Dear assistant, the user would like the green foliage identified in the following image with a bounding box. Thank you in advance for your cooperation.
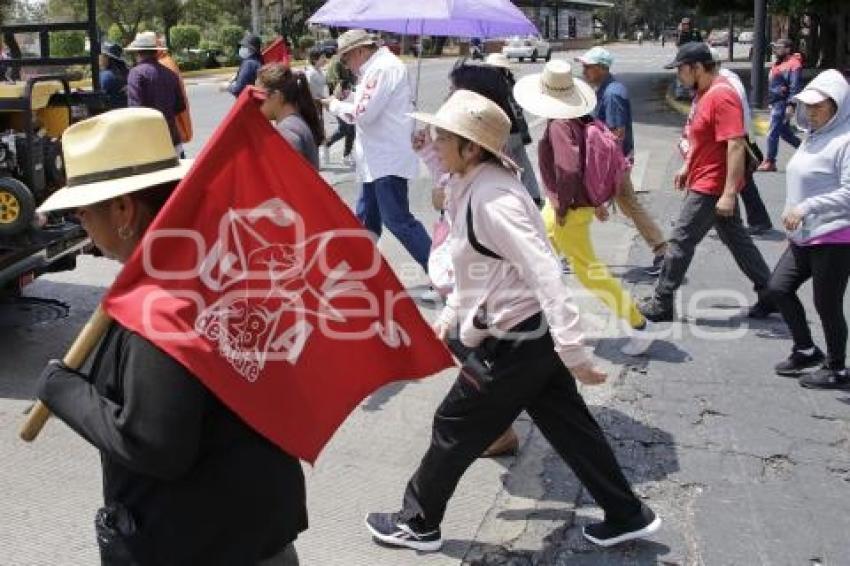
[51,31,87,57]
[170,25,202,52]
[107,24,124,44]
[421,36,434,55]
[218,24,245,56]
[297,35,316,50]
[199,40,222,52]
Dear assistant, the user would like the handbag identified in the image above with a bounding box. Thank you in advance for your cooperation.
[743,136,763,175]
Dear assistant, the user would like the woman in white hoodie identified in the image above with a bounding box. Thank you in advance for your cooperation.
[767,69,850,389]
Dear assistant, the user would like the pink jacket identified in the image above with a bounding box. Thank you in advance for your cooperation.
[437,162,590,368]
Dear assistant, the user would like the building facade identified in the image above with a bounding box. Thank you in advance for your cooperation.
[515,0,612,49]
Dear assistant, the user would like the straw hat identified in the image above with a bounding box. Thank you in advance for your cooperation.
[513,60,596,120]
[38,108,192,213]
[124,31,167,52]
[484,53,513,70]
[337,29,377,57]
[410,89,516,169]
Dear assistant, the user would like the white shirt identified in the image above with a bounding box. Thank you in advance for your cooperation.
[719,67,753,135]
[328,47,419,183]
[304,64,327,100]
[437,162,590,369]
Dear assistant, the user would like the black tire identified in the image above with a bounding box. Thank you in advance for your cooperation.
[518,56,524,62]
[531,50,538,63]
[545,50,552,62]
[0,177,36,236]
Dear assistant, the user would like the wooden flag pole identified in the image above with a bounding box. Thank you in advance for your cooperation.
[19,305,112,442]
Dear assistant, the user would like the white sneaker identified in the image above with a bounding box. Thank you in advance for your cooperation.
[321,145,330,163]
[620,321,655,356]
[418,287,442,303]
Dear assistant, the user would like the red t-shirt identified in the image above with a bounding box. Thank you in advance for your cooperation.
[686,77,746,195]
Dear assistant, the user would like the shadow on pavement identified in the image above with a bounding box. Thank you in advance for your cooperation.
[439,406,678,563]
[593,336,691,365]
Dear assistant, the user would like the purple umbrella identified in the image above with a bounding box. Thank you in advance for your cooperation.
[308,0,539,104]
[308,0,539,38]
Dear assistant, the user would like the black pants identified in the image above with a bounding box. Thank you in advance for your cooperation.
[326,117,355,156]
[767,242,850,369]
[739,172,772,228]
[655,190,772,300]
[400,315,642,530]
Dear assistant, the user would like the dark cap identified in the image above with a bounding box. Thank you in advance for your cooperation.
[101,42,123,61]
[664,42,713,69]
[240,33,262,51]
[771,38,793,49]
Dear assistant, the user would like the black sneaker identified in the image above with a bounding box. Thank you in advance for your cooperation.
[775,347,825,376]
[365,512,443,552]
[746,299,778,319]
[644,254,665,277]
[638,296,674,322]
[583,505,662,547]
[799,366,850,390]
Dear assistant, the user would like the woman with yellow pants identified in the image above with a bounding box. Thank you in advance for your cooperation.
[542,204,649,347]
[514,61,654,358]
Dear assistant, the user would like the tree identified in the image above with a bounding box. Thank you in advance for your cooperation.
[170,25,202,53]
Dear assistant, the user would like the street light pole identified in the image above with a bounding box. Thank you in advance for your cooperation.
[252,0,261,35]
[751,0,767,108]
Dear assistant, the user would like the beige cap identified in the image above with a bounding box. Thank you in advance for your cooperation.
[39,108,192,212]
[513,60,596,120]
[484,53,513,70]
[336,29,377,56]
[410,89,517,170]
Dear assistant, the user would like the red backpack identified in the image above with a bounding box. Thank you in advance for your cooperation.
[581,118,631,206]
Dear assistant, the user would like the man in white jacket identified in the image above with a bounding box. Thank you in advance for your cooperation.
[324,30,431,272]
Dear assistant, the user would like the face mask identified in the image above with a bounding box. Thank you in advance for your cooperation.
[239,47,253,60]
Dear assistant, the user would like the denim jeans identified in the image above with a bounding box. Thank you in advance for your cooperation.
[766,102,801,161]
[356,175,431,271]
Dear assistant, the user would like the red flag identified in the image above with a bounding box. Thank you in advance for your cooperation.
[262,37,291,65]
[103,88,453,463]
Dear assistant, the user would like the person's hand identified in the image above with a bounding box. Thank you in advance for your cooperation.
[715,193,736,217]
[412,128,431,151]
[571,362,607,385]
[673,164,688,191]
[782,206,805,231]
[431,186,447,211]
[594,205,610,222]
[432,322,449,342]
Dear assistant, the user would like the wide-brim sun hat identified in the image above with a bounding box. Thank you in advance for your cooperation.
[38,108,192,213]
[409,89,518,171]
[124,31,167,52]
[337,29,377,57]
[513,60,596,120]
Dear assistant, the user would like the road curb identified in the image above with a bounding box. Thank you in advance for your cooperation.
[664,80,770,136]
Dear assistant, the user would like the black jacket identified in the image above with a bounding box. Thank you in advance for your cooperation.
[39,322,307,565]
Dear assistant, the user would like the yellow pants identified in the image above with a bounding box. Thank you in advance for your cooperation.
[543,204,645,329]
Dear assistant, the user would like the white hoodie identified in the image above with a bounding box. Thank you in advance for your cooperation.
[786,69,850,243]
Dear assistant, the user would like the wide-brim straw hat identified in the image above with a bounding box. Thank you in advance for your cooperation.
[513,60,596,120]
[410,89,518,171]
[124,31,167,52]
[38,108,192,213]
[337,29,377,57]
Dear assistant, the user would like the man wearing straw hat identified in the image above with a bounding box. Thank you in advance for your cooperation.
[125,31,187,155]
[34,108,307,565]
[364,89,660,553]
[322,29,431,274]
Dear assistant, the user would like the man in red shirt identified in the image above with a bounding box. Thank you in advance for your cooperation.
[640,42,774,322]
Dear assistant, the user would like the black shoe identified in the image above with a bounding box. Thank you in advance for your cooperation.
[583,505,662,547]
[364,512,443,552]
[644,254,664,277]
[747,224,773,236]
[746,299,778,319]
[639,296,674,322]
[799,366,850,390]
[775,347,826,376]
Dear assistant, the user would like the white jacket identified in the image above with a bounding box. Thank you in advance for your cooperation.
[328,47,419,183]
